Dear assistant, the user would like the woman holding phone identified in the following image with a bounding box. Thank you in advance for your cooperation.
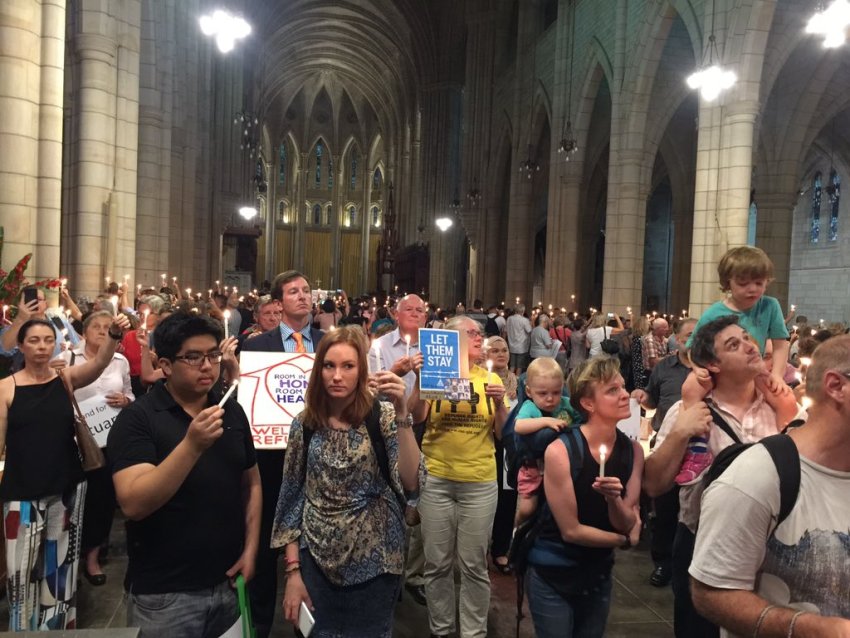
[272,326,421,637]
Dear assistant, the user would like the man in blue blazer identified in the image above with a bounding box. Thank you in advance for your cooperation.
[241,270,322,638]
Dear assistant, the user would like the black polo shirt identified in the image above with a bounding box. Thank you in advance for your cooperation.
[645,353,691,431]
[108,380,257,594]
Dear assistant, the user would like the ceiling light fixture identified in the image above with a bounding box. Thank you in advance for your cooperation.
[806,0,850,48]
[435,217,453,232]
[686,0,737,101]
[199,9,251,54]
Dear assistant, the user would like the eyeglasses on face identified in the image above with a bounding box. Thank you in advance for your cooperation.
[465,328,483,339]
[174,351,224,366]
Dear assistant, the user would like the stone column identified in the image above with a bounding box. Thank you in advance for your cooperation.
[754,191,795,308]
[543,168,582,304]
[689,101,756,314]
[359,169,373,293]
[293,152,308,270]
[0,0,66,280]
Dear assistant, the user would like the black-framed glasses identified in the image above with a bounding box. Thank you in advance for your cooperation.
[174,351,224,366]
[465,329,483,339]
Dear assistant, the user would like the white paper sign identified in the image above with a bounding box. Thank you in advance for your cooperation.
[616,398,641,441]
[238,351,315,449]
[76,396,121,447]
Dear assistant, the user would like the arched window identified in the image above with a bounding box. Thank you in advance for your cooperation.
[371,205,381,228]
[347,205,357,227]
[325,204,332,225]
[277,200,285,223]
[350,154,358,190]
[829,169,840,241]
[315,142,323,188]
[373,168,383,191]
[328,156,334,190]
[312,203,321,226]
[278,144,286,186]
[811,172,822,243]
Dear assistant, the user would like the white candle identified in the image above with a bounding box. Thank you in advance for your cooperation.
[110,295,119,316]
[1,305,6,324]
[223,309,231,340]
[801,396,813,410]
[186,288,192,296]
[599,444,608,478]
[405,334,411,359]
[486,359,494,385]
[143,308,150,328]
[123,274,129,282]
[790,304,796,312]
[161,273,166,283]
[372,343,383,372]
[218,379,239,408]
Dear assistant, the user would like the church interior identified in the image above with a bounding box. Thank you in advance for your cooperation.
[2,0,849,319]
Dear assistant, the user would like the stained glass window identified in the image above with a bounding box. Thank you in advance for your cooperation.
[348,206,357,227]
[312,203,321,225]
[372,206,381,227]
[315,142,323,188]
[811,172,822,243]
[373,168,383,190]
[829,170,840,242]
[279,144,286,186]
[328,156,334,189]
[350,155,358,190]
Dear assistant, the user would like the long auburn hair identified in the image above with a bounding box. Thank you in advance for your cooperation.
[302,325,374,429]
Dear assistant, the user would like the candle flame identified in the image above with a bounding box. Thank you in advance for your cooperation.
[599,444,608,458]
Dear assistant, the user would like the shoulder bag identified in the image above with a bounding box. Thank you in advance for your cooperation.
[58,368,106,472]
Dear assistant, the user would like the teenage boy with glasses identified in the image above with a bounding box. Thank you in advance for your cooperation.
[108,312,261,638]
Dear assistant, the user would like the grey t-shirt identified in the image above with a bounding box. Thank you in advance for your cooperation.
[690,444,850,637]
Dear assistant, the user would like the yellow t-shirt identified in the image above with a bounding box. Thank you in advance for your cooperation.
[421,365,508,482]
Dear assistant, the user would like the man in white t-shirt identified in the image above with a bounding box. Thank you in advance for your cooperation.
[690,335,850,638]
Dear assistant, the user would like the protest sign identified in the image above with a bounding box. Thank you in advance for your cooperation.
[418,328,462,399]
[616,398,641,440]
[76,396,121,447]
[238,351,315,449]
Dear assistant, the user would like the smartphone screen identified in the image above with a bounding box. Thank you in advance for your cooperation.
[23,287,38,305]
[298,601,315,637]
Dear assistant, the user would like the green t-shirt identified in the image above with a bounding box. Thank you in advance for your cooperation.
[689,296,789,353]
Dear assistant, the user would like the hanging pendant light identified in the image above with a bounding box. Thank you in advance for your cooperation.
[687,0,737,102]
[806,0,850,48]
[558,1,579,159]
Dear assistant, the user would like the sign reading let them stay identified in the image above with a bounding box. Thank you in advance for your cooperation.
[238,351,315,449]
[418,328,462,399]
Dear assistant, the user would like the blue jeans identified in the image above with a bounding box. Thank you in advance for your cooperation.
[526,565,612,638]
[127,580,238,638]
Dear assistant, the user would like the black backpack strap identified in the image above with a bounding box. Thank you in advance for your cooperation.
[708,406,742,445]
[759,434,801,528]
[70,351,76,366]
[364,401,406,508]
[558,426,585,482]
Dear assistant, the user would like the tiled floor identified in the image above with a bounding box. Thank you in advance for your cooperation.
[0,520,673,636]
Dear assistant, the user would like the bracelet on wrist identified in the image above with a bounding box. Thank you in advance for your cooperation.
[395,414,413,429]
[108,330,123,341]
[284,565,301,575]
[284,556,300,566]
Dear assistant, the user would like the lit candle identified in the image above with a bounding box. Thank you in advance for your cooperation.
[405,333,411,359]
[61,278,68,289]
[196,293,202,300]
[599,444,608,477]
[161,273,167,283]
[372,343,383,372]
[515,296,520,304]
[110,295,119,316]
[486,359,494,385]
[215,280,220,287]
[208,289,213,299]
[136,284,141,293]
[626,306,632,314]
[1,304,7,324]
[143,308,150,327]
[218,379,240,408]
[800,357,812,367]
[185,288,192,296]
[172,276,177,283]
[790,304,796,312]
[223,309,231,340]
[123,274,129,282]
[801,396,813,410]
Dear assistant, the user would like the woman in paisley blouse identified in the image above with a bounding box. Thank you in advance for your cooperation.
[272,326,421,638]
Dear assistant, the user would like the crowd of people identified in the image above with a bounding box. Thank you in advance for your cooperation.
[0,245,848,637]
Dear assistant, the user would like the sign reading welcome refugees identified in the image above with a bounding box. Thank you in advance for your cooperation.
[237,351,315,449]
[418,328,462,399]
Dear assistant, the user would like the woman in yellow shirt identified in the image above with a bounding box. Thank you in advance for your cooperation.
[411,315,509,638]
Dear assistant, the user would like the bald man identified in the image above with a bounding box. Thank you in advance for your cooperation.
[644,318,670,372]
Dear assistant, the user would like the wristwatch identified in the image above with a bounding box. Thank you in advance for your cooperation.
[108,330,123,341]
